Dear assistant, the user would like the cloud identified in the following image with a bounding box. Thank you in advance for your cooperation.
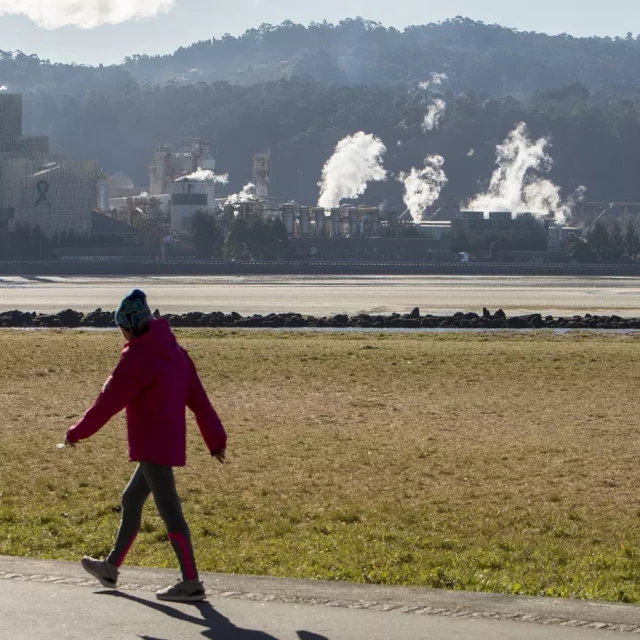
[0,0,175,29]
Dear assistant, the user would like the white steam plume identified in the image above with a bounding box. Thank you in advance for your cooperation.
[0,0,174,29]
[185,168,229,184]
[398,155,448,223]
[317,132,387,208]
[419,72,448,90]
[419,73,448,132]
[423,99,446,132]
[467,148,475,157]
[226,183,256,205]
[466,122,585,224]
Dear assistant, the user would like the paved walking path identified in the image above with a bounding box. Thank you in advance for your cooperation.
[2,556,640,639]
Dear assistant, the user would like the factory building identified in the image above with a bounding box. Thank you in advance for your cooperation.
[0,157,97,236]
[171,176,217,233]
[0,207,14,257]
[147,138,220,233]
[276,204,420,239]
[149,140,215,196]
[452,211,548,245]
[0,94,98,237]
[276,204,452,260]
[415,221,452,240]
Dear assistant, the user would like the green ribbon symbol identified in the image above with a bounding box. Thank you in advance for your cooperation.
[35,180,51,207]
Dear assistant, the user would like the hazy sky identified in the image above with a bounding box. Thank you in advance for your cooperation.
[1,0,638,66]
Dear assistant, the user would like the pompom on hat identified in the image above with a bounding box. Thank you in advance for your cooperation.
[115,289,153,329]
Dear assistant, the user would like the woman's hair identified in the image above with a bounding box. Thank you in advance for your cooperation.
[119,321,151,338]
[131,322,151,338]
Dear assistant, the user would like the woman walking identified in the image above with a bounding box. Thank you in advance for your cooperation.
[64,289,227,602]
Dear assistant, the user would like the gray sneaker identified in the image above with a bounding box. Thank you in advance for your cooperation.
[156,579,206,602]
[81,556,118,588]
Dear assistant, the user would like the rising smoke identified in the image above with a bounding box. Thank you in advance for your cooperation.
[185,168,229,184]
[419,72,449,90]
[422,99,446,132]
[0,0,174,29]
[419,73,448,132]
[398,155,448,223]
[226,183,257,205]
[466,122,585,223]
[317,132,387,208]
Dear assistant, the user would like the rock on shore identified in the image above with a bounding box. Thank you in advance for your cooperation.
[1,308,640,330]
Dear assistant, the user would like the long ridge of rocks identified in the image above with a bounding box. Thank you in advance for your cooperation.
[0,307,639,330]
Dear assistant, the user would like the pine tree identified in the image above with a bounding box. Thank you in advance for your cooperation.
[624,219,640,262]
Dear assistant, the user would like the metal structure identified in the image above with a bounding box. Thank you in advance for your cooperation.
[170,175,217,233]
[253,150,271,199]
[279,204,408,240]
[149,140,215,196]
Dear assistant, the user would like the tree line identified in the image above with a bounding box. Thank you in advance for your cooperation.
[568,220,640,264]
[18,77,640,210]
[192,211,289,260]
[6,18,640,97]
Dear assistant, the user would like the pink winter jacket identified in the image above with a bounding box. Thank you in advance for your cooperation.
[66,319,227,467]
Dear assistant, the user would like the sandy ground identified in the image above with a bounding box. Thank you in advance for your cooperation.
[2,275,640,316]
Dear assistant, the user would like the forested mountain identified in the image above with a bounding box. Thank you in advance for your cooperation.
[122,18,640,96]
[6,18,640,97]
[4,17,640,208]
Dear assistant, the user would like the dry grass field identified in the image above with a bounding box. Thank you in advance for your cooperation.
[2,329,640,603]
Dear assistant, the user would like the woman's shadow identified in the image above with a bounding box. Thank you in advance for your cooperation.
[100,590,329,640]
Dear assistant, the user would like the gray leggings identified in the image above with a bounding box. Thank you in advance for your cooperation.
[107,462,198,581]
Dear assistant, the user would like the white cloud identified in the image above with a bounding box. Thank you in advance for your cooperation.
[0,0,175,29]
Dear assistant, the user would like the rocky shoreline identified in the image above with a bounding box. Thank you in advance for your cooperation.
[1,307,640,330]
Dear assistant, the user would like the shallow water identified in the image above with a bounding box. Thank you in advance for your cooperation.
[2,274,640,316]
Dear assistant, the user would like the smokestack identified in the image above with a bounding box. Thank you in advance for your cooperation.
[280,204,295,237]
[330,208,342,237]
[313,207,326,236]
[348,207,359,237]
[0,94,22,140]
[97,177,110,212]
[299,206,311,236]
[370,207,380,237]
[330,207,342,238]
[387,208,399,236]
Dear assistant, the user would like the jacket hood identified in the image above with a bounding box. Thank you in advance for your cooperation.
[128,318,180,359]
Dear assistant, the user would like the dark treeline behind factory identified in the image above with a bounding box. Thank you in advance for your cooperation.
[6,17,640,207]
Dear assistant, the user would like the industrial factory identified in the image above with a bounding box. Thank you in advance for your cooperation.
[0,92,581,263]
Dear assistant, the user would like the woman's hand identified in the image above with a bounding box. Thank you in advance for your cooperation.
[57,434,76,449]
